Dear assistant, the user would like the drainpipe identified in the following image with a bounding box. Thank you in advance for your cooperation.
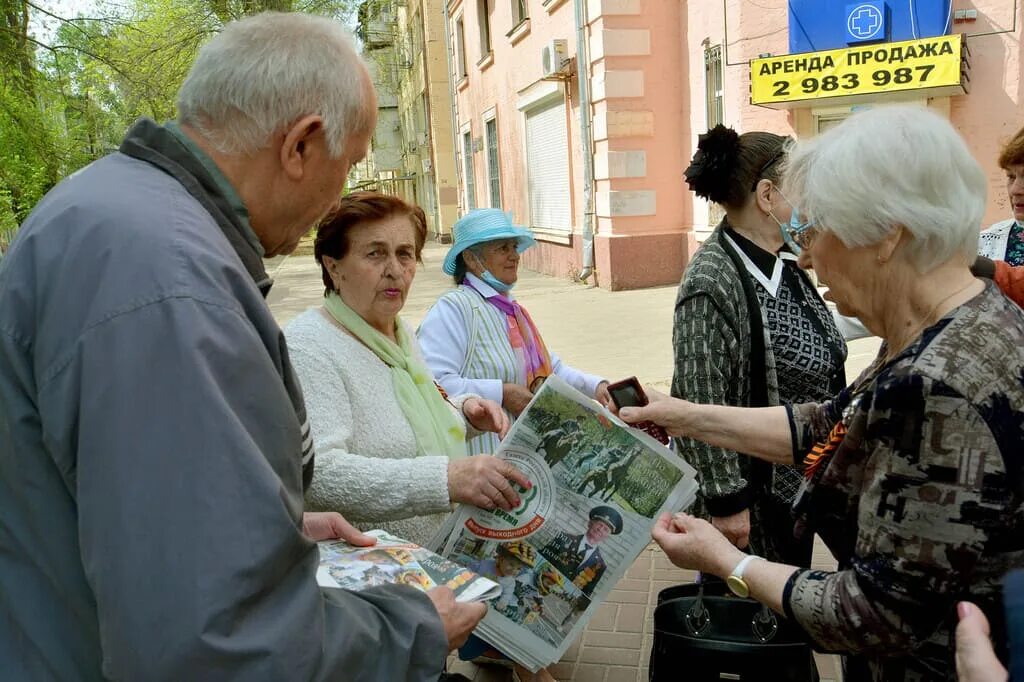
[441,0,464,227]
[573,0,596,282]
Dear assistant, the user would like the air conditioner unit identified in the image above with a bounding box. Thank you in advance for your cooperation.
[541,39,570,77]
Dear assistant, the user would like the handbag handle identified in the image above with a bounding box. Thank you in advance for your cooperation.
[684,572,712,636]
[751,605,779,643]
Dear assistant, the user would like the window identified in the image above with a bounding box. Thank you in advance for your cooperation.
[704,44,723,129]
[524,98,570,231]
[477,0,492,57]
[462,129,477,210]
[511,0,527,27]
[485,117,501,208]
[816,114,848,133]
[418,94,429,134]
[455,16,468,79]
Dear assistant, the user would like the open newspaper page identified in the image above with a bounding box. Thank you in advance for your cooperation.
[437,375,698,671]
[317,530,500,603]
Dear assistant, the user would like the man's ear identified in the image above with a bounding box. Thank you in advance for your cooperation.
[280,114,325,182]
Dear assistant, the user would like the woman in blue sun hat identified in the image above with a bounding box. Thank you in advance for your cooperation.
[417,209,611,456]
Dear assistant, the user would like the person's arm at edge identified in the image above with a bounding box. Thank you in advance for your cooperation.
[993,260,1024,307]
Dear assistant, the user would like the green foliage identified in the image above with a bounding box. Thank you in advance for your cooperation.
[0,0,359,247]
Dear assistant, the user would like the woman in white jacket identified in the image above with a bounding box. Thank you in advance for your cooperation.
[979,124,1024,265]
[284,192,528,546]
[417,209,610,456]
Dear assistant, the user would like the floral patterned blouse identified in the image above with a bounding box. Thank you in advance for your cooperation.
[781,281,1024,681]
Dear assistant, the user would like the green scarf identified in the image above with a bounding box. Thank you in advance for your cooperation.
[323,293,466,460]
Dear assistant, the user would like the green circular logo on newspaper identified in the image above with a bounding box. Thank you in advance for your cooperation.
[463,447,555,541]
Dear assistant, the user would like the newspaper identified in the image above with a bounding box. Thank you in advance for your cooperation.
[317,530,500,603]
[434,375,698,671]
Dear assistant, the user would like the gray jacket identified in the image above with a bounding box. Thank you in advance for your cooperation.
[0,120,447,681]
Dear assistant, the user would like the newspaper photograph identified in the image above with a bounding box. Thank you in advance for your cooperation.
[317,530,500,603]
[438,375,698,671]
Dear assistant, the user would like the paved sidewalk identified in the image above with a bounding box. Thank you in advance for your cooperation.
[267,243,879,682]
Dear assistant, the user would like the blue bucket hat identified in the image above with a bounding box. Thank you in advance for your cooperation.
[442,209,537,276]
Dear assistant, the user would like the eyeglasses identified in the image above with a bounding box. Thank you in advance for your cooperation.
[786,217,818,253]
[749,139,793,192]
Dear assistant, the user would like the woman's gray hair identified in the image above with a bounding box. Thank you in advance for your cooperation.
[177,12,372,158]
[785,105,986,272]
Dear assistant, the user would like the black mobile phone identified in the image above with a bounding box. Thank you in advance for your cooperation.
[606,377,669,445]
[607,376,649,409]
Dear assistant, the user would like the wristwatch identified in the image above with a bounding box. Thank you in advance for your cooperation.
[725,554,762,598]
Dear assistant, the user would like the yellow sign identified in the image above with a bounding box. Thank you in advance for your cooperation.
[751,34,966,106]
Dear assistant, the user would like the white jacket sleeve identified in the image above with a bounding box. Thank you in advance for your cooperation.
[551,352,606,397]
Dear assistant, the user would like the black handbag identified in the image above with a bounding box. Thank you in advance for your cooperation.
[649,579,819,681]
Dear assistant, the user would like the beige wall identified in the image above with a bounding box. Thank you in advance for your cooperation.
[449,0,694,290]
[949,0,1024,226]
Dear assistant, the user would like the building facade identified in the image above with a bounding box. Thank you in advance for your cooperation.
[445,0,690,290]
[444,0,1023,290]
[358,0,461,241]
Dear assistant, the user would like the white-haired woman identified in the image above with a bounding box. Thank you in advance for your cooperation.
[621,106,1024,681]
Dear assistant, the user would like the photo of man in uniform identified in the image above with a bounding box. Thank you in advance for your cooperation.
[540,505,623,597]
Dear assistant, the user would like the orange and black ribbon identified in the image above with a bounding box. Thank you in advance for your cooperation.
[802,421,847,480]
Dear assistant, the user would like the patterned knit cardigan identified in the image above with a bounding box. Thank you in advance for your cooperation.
[671,223,783,518]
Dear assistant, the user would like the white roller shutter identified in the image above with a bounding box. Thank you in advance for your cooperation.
[525,99,571,231]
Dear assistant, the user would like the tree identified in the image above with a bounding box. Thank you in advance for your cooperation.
[0,0,360,250]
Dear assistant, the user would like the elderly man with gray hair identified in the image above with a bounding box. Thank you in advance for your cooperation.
[0,12,483,681]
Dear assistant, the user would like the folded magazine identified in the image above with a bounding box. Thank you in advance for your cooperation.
[316,530,500,603]
[433,375,699,671]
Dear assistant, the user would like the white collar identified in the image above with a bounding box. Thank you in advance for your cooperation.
[722,232,796,298]
[464,272,516,301]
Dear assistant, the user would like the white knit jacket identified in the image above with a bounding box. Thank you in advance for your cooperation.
[285,308,479,546]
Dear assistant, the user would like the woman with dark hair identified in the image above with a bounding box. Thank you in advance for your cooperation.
[283,192,528,547]
[979,125,1024,265]
[673,125,846,569]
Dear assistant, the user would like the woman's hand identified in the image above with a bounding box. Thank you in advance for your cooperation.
[502,383,534,417]
[448,455,532,511]
[302,511,377,545]
[712,510,751,550]
[594,381,612,407]
[618,388,696,437]
[651,512,745,578]
[462,397,511,438]
[956,602,1008,682]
